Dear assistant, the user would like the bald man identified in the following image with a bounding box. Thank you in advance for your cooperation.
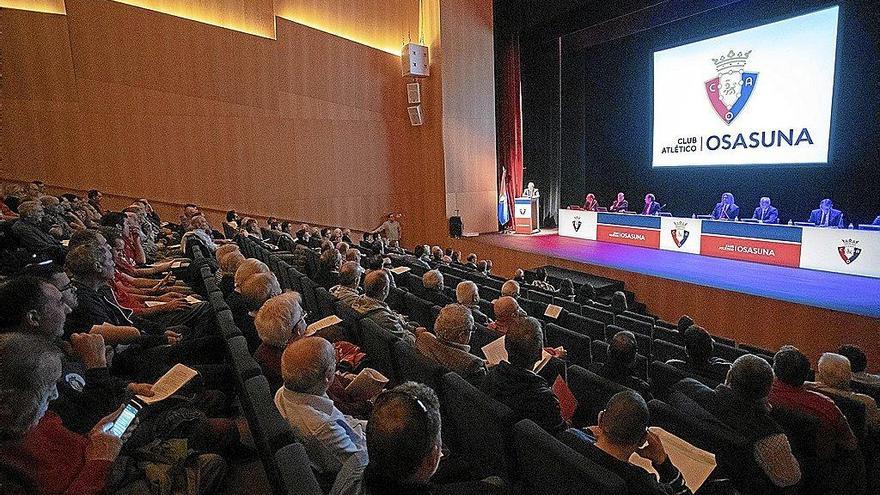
[275,337,367,474]
[352,270,418,344]
[488,296,526,336]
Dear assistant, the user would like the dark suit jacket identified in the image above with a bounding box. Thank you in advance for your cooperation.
[641,202,661,215]
[752,206,779,223]
[12,219,62,254]
[712,203,740,220]
[609,200,629,212]
[808,208,844,227]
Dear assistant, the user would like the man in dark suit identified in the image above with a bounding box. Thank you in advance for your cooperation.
[711,192,740,220]
[609,192,629,212]
[752,197,779,224]
[641,194,661,215]
[808,198,844,228]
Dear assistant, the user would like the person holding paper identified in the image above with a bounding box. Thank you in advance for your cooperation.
[415,304,487,383]
[275,337,367,475]
[480,316,566,435]
[566,391,693,495]
[352,271,420,345]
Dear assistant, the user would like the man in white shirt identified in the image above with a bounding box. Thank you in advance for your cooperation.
[275,337,367,474]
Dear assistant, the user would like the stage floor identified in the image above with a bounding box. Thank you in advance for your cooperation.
[474,230,880,318]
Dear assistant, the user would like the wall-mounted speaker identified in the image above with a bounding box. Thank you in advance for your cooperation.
[406,82,421,104]
[402,43,430,77]
[407,105,423,126]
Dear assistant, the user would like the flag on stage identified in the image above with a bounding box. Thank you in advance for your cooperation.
[498,167,511,227]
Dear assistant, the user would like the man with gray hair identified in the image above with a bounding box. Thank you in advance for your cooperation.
[352,270,419,345]
[275,337,366,474]
[415,304,486,381]
[501,279,520,299]
[12,200,63,255]
[421,270,452,306]
[480,316,565,435]
[456,280,490,325]
[331,261,363,307]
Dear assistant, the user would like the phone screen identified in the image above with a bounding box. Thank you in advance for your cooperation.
[109,403,139,437]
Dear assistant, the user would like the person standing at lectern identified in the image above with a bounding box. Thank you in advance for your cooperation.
[641,194,661,215]
[808,199,844,228]
[609,192,628,212]
[752,197,779,224]
[711,192,740,221]
[523,182,540,199]
[583,193,598,211]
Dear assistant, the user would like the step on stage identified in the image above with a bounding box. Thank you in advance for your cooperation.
[476,230,880,318]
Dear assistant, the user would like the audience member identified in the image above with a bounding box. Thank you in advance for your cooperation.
[673,355,802,491]
[590,331,652,401]
[480,316,565,435]
[254,292,307,389]
[575,283,596,305]
[422,270,453,306]
[530,267,556,293]
[332,381,503,495]
[11,200,63,256]
[569,391,692,495]
[808,353,880,435]
[331,261,364,307]
[352,270,418,345]
[769,346,859,458]
[488,296,524,336]
[610,290,628,313]
[275,337,366,474]
[501,279,520,299]
[463,253,478,270]
[415,304,486,382]
[316,248,342,289]
[456,281,490,325]
[676,315,695,333]
[558,278,576,301]
[217,250,246,295]
[838,344,880,386]
[666,325,731,381]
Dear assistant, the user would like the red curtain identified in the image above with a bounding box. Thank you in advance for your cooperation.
[498,34,524,229]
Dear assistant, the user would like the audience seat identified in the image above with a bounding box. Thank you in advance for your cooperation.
[469,323,497,354]
[553,297,581,315]
[653,339,687,363]
[567,365,628,426]
[613,314,653,338]
[298,276,320,316]
[582,305,614,325]
[558,312,605,341]
[273,442,328,495]
[515,420,626,495]
[359,319,400,383]
[313,286,337,320]
[226,335,262,385]
[243,376,298,494]
[215,309,243,340]
[652,325,682,345]
[605,324,651,359]
[649,360,720,399]
[392,339,448,392]
[713,341,747,362]
[441,372,517,480]
[404,292,435,329]
[387,286,408,313]
[544,323,591,369]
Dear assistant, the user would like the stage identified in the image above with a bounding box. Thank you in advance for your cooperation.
[473,230,880,319]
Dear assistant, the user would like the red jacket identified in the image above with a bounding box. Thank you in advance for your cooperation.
[0,412,111,495]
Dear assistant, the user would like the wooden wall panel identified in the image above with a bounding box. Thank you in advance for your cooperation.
[273,0,419,54]
[0,8,75,101]
[66,0,278,110]
[110,0,276,38]
[439,0,497,233]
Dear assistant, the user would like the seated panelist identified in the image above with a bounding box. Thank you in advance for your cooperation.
[808,199,844,228]
[752,197,779,224]
[609,192,628,212]
[583,193,598,211]
[711,192,740,221]
[641,194,661,216]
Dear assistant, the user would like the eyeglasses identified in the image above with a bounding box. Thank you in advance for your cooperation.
[295,310,309,329]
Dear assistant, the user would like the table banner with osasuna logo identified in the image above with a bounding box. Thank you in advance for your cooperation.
[699,221,802,268]
[596,213,662,249]
[659,217,703,254]
[800,228,880,278]
[558,209,597,240]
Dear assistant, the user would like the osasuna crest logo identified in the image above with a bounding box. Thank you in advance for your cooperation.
[705,50,758,125]
[518,208,526,215]
[572,216,582,232]
[671,221,690,248]
[838,239,862,265]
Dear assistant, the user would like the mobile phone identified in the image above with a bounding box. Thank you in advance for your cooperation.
[108,400,142,438]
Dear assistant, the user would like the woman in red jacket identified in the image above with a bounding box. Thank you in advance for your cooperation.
[0,334,122,495]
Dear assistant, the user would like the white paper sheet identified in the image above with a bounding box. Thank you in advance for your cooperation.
[136,364,198,405]
[628,427,716,492]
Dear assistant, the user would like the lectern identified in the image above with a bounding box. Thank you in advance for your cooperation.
[514,197,540,234]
